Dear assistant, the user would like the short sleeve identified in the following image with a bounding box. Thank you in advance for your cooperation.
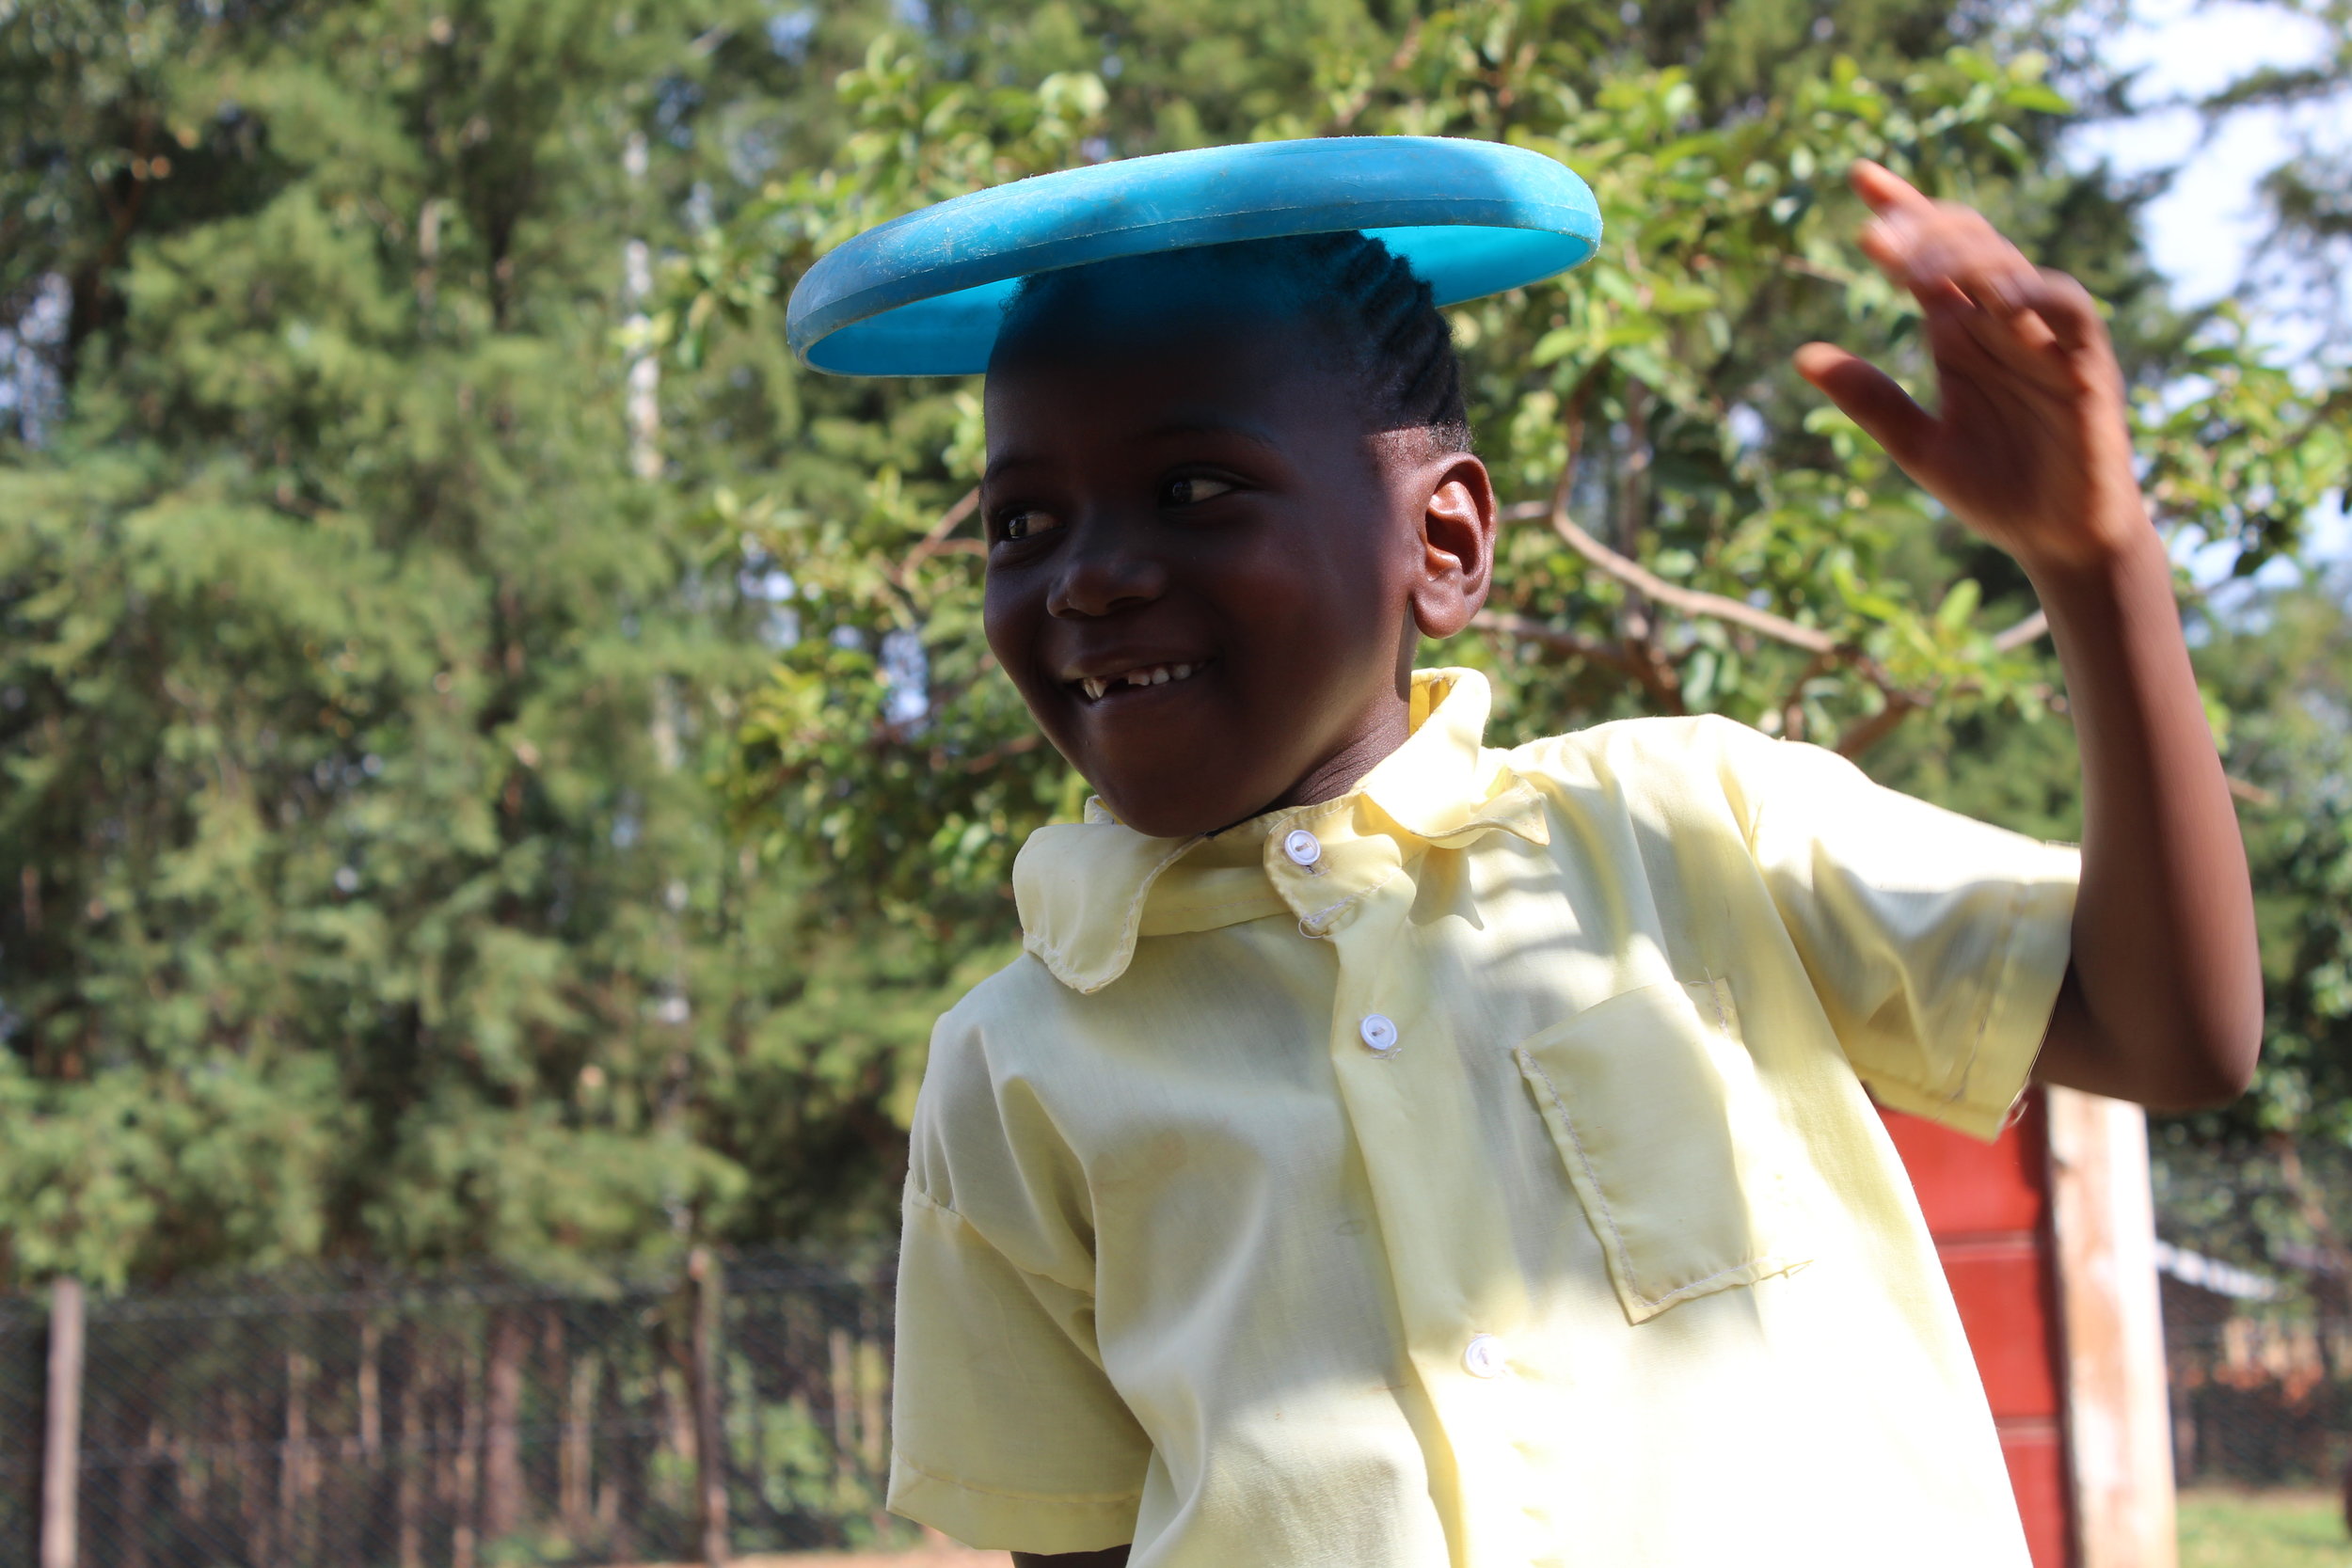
[1727,727,2079,1140]
[887,1011,1151,1551]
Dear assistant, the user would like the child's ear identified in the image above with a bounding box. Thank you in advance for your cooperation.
[1409,453,1496,641]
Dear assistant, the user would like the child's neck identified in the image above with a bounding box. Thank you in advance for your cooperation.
[1217,689,1412,834]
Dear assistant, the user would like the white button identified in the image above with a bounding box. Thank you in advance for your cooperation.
[1359,1014,1399,1053]
[1463,1334,1507,1379]
[1282,829,1322,867]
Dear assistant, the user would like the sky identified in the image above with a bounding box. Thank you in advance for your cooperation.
[2066,0,2341,312]
[2064,0,2350,571]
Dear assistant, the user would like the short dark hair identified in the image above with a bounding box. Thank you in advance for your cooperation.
[1001,230,1474,455]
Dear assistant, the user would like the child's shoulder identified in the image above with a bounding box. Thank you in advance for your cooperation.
[926,945,1091,1081]
[1502,709,1792,792]
[935,945,1073,1036]
[914,948,1133,1179]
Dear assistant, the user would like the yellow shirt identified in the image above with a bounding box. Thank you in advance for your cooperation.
[890,668,2077,1567]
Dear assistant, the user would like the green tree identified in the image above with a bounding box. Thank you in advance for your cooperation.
[2123,578,2352,1309]
[2084,0,2352,1282]
[0,0,967,1289]
[2194,0,2352,341]
[675,0,2344,923]
[668,3,2348,1287]
[5,0,2345,1290]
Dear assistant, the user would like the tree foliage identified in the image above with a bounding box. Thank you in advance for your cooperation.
[2192,0,2352,340]
[3,0,2347,1289]
[669,2,2345,927]
[668,0,2352,1280]
[0,0,970,1288]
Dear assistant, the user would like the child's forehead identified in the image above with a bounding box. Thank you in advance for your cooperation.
[981,308,1347,433]
[994,253,1326,364]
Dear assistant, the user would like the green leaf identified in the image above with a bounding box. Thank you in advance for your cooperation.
[1934,578,1981,632]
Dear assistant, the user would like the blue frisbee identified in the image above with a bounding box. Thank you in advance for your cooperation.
[787,135,1602,376]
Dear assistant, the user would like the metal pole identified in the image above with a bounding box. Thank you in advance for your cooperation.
[40,1276,85,1568]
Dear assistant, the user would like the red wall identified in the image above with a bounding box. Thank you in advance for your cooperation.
[1882,1091,2075,1568]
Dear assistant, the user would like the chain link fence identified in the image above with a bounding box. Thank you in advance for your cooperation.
[0,1254,911,1567]
[2165,1291,2352,1496]
[14,1247,2341,1562]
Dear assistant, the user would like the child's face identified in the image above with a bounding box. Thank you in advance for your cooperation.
[980,282,1493,838]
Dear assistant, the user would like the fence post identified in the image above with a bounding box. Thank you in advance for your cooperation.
[688,1246,730,1567]
[40,1276,85,1568]
[2048,1086,2178,1568]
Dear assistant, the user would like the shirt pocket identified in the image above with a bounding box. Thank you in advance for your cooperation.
[1513,976,1809,1324]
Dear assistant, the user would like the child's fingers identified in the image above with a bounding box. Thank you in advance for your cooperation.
[1879,221,2105,354]
[1926,264,2112,391]
[1793,342,1936,469]
[1863,213,2112,379]
[2009,268,2109,354]
[1927,279,2059,383]
[1848,160,1936,218]
[1863,209,2040,315]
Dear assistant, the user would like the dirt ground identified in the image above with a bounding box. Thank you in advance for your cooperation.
[653,1545,1011,1567]
[739,1553,1009,1567]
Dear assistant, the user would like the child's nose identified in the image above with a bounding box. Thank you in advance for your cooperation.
[1046,520,1168,619]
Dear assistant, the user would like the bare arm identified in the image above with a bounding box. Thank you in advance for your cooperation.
[2025,537,2263,1105]
[1797,162,2263,1110]
[1013,1550,1131,1568]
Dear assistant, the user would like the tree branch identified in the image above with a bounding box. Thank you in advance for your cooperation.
[1992,609,2049,653]
[1833,692,1922,758]
[1777,650,1836,742]
[894,488,981,586]
[1502,499,2054,660]
[938,731,1041,775]
[1491,484,2060,756]
[1470,610,1640,675]
[2227,775,2279,809]
[1501,499,1840,655]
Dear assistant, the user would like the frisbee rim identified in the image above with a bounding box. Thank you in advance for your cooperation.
[786,136,1602,377]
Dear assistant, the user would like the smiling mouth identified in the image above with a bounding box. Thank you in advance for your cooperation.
[1072,659,1210,704]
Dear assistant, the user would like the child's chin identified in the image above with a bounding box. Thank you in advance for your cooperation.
[1089,778,1251,840]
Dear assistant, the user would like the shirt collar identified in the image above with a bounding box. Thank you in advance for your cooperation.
[1012,667,1549,994]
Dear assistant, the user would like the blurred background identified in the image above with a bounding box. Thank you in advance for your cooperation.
[0,0,2345,1563]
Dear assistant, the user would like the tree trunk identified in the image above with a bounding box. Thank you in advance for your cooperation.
[280,1347,311,1556]
[359,1318,383,1458]
[230,1383,272,1567]
[858,1293,887,1473]
[483,1309,526,1543]
[119,1417,163,1568]
[396,1354,423,1568]
[857,1295,890,1539]
[689,1247,730,1567]
[2274,1134,2352,1378]
[453,1338,483,1568]
[40,1277,84,1568]
[561,1351,597,1542]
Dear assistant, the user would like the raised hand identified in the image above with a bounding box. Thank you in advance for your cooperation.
[1789,164,2262,1111]
[1793,161,2149,578]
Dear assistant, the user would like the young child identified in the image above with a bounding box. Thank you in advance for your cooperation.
[882,162,2260,1566]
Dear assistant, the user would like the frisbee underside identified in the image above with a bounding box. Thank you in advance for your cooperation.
[788,137,1602,377]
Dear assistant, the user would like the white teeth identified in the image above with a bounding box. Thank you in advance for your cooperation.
[1079,661,1204,701]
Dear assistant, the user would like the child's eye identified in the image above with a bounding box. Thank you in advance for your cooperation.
[1163,475,1234,507]
[997,508,1062,542]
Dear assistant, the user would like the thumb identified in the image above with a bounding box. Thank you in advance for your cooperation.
[1793,342,1935,468]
